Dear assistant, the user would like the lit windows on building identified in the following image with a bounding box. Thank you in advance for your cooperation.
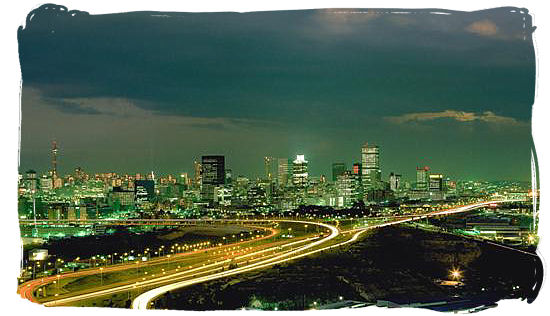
[292,155,308,188]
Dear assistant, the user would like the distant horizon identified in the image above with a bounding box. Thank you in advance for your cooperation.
[18,144,533,183]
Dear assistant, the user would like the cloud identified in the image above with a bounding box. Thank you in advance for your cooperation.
[465,19,498,36]
[305,9,380,36]
[25,87,278,132]
[42,98,103,115]
[385,110,525,126]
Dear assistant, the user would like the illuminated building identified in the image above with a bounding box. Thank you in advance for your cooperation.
[39,175,53,191]
[78,206,87,220]
[389,172,401,192]
[214,186,232,206]
[67,206,76,220]
[292,155,308,188]
[201,155,225,202]
[336,171,355,208]
[331,162,346,182]
[134,180,155,203]
[193,160,202,188]
[24,170,38,193]
[361,143,381,191]
[264,156,275,181]
[416,166,430,191]
[110,186,136,206]
[444,178,457,196]
[429,173,443,191]
[277,158,290,187]
[179,172,190,185]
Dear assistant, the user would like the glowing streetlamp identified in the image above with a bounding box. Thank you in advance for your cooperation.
[450,268,462,280]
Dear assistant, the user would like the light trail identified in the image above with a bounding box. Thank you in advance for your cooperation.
[21,200,522,308]
[132,200,518,310]
[132,220,340,309]
[42,223,331,306]
[19,226,280,303]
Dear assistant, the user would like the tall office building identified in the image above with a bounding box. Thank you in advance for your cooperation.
[389,172,402,192]
[361,143,381,191]
[292,155,308,188]
[24,170,38,193]
[429,173,443,191]
[351,162,363,200]
[134,180,155,203]
[336,171,355,208]
[416,166,430,191]
[277,158,290,187]
[264,156,274,181]
[193,160,202,188]
[201,155,225,201]
[331,162,346,182]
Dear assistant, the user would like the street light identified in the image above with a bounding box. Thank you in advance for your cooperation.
[99,267,104,286]
[450,268,462,280]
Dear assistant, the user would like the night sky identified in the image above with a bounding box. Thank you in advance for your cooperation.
[18,5,536,181]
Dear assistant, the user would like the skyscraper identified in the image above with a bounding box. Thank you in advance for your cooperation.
[277,158,290,187]
[416,166,430,191]
[292,155,308,188]
[24,170,38,193]
[429,173,443,192]
[134,180,155,203]
[264,156,274,181]
[389,172,402,192]
[201,155,225,201]
[336,170,355,208]
[361,143,381,191]
[331,162,346,182]
[193,160,202,188]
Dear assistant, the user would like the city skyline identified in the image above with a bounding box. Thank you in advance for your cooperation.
[18,140,532,183]
[18,7,535,181]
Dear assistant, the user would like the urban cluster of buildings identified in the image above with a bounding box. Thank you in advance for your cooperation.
[18,141,532,222]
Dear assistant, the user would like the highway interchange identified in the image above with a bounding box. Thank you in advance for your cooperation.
[17,200,519,309]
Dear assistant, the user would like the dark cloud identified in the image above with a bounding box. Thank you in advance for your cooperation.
[42,97,103,115]
[17,5,536,181]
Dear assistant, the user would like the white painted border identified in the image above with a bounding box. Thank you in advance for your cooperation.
[1,1,547,316]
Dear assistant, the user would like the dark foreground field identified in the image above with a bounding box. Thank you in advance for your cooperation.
[154,225,542,311]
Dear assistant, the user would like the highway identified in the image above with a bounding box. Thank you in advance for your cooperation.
[132,200,514,310]
[37,220,334,307]
[17,200,519,309]
[19,225,281,303]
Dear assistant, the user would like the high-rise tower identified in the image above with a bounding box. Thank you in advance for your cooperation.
[292,155,308,188]
[264,156,274,181]
[361,142,381,191]
[51,140,58,179]
[416,166,430,191]
[201,155,225,202]
[277,158,290,187]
